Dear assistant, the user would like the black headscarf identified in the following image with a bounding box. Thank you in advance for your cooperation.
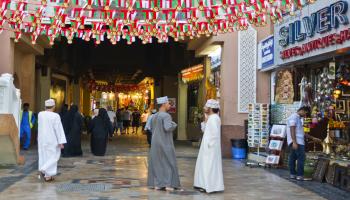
[97,108,110,129]
[59,104,69,119]
[66,105,79,131]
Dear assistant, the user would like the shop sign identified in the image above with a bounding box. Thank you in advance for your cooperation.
[181,65,204,83]
[258,35,274,69]
[274,0,350,65]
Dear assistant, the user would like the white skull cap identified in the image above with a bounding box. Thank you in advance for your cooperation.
[156,96,169,104]
[205,99,220,109]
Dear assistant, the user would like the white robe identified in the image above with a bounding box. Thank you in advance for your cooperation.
[194,114,224,193]
[38,111,67,177]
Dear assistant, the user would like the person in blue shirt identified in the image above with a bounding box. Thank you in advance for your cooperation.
[20,103,36,150]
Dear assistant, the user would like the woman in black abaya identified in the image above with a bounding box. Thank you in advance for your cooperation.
[89,108,113,156]
[62,105,83,157]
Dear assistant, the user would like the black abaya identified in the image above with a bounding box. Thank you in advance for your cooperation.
[62,105,83,157]
[89,108,113,156]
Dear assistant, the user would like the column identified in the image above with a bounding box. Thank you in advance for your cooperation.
[72,82,80,107]
[82,87,91,116]
[37,67,51,111]
[177,75,188,140]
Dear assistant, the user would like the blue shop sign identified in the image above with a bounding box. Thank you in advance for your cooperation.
[261,36,274,69]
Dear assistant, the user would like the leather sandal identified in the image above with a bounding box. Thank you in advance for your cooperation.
[44,176,55,182]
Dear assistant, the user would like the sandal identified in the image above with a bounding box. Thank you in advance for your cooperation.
[165,187,174,191]
[38,172,45,180]
[174,188,184,192]
[44,176,55,182]
[154,187,166,191]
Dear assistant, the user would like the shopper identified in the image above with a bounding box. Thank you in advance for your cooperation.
[147,96,181,191]
[20,103,36,150]
[89,108,114,156]
[141,110,149,131]
[92,108,99,119]
[132,109,141,134]
[122,107,132,134]
[62,105,83,157]
[287,106,321,181]
[194,99,224,193]
[37,99,66,182]
[59,104,69,120]
[115,108,124,135]
[107,106,116,136]
[144,109,157,147]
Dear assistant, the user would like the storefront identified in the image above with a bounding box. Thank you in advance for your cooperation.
[180,64,205,141]
[86,78,154,114]
[267,0,350,191]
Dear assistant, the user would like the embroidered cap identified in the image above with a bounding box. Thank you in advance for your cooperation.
[45,99,55,107]
[205,99,220,109]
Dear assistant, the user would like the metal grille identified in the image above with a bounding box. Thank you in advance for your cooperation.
[238,27,257,113]
[56,183,113,192]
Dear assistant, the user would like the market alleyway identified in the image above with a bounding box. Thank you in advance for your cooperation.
[0,135,324,200]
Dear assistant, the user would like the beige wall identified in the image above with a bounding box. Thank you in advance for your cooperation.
[0,31,14,75]
[14,50,36,109]
[256,23,273,104]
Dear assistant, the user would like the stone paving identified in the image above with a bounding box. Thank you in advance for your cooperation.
[0,134,326,200]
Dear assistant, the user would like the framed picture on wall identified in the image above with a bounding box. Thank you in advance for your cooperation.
[335,100,346,113]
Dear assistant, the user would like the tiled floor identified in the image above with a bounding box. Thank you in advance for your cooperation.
[0,134,325,200]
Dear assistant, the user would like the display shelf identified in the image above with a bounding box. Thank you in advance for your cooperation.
[248,103,270,148]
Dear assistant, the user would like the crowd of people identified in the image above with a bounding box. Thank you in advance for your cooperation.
[25,96,224,194]
[20,89,331,194]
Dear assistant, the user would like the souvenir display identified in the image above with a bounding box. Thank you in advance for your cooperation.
[269,124,287,138]
[268,140,283,151]
[248,103,269,148]
[270,103,299,124]
[265,155,280,165]
[275,70,294,104]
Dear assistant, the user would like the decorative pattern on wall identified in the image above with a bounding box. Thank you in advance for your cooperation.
[237,26,257,113]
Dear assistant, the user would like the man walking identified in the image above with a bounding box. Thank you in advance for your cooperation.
[141,110,149,131]
[287,106,321,181]
[122,107,132,134]
[147,96,181,191]
[38,99,66,182]
[115,109,124,135]
[20,103,36,150]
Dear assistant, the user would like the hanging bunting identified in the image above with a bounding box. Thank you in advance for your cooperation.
[0,0,318,45]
